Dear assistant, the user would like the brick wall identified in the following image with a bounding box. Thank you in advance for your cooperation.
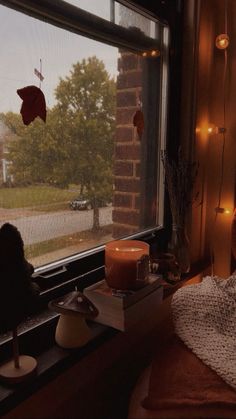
[113,51,143,238]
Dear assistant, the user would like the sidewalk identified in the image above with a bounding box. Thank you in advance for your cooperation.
[0,207,41,221]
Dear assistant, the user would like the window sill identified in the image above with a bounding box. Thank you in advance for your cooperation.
[0,320,116,416]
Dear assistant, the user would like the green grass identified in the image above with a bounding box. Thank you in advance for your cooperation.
[0,185,79,210]
[25,225,113,260]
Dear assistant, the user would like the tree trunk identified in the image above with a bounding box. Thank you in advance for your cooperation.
[80,184,84,195]
[92,206,100,231]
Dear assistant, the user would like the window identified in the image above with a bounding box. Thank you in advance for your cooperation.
[0,1,168,274]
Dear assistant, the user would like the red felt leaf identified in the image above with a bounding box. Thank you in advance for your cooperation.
[17,85,46,125]
[133,109,144,138]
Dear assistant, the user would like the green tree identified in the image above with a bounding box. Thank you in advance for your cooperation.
[1,110,63,185]
[54,56,116,229]
[3,56,116,229]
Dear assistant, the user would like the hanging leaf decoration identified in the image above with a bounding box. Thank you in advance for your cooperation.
[17,85,46,125]
[133,109,144,138]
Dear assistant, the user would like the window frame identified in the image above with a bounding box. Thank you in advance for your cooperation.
[0,0,170,338]
[0,0,162,53]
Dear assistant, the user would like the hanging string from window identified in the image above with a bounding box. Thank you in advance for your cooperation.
[34,58,44,89]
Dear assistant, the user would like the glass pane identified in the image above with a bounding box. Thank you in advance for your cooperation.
[0,4,164,269]
[115,1,158,39]
[64,0,111,21]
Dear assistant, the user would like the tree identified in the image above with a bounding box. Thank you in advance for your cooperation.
[54,56,116,229]
[1,110,62,185]
[4,56,116,229]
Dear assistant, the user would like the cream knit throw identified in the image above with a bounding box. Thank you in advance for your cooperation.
[171,274,236,390]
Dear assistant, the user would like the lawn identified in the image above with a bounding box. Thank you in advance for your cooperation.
[0,185,79,210]
[25,225,113,262]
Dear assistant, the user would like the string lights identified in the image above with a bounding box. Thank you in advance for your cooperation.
[207,124,226,135]
[215,33,229,50]
[195,124,226,135]
[215,207,231,215]
[142,49,160,57]
[210,0,230,275]
[214,2,228,214]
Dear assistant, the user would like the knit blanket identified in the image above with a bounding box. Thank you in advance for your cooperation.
[171,274,236,390]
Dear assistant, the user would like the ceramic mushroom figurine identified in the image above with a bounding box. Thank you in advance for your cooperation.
[0,223,39,383]
[49,291,98,349]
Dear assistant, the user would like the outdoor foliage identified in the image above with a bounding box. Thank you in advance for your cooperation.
[0,57,116,227]
[0,185,79,209]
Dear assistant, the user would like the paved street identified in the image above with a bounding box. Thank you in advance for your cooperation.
[0,207,113,245]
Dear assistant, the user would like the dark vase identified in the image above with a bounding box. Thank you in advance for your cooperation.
[150,252,181,283]
[168,224,190,274]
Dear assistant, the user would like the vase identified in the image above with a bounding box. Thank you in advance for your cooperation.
[150,253,181,283]
[168,224,190,274]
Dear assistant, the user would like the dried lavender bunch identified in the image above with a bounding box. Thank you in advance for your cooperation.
[161,149,199,226]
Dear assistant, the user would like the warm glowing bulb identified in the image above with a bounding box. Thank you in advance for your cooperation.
[215,207,232,215]
[215,34,229,50]
[195,124,226,136]
[151,50,158,57]
[207,124,218,134]
[207,124,226,135]
[142,50,160,58]
[208,126,214,134]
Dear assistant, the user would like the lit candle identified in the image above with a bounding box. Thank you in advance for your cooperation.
[105,240,149,290]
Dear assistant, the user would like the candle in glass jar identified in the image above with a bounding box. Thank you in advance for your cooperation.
[105,240,149,290]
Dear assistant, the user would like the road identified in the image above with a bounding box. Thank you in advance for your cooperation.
[0,207,113,245]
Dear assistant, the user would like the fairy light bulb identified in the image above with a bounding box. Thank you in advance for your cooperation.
[207,125,215,134]
[215,207,232,215]
[215,34,229,50]
[151,50,159,57]
[142,50,160,58]
[207,123,226,135]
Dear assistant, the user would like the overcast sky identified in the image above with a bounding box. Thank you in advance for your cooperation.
[0,1,118,113]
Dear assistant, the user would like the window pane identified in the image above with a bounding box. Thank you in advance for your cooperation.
[64,0,111,21]
[115,1,158,39]
[62,0,158,40]
[0,4,166,269]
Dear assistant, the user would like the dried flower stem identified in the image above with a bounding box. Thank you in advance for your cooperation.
[161,149,198,226]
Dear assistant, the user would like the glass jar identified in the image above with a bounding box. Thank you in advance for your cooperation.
[168,224,190,274]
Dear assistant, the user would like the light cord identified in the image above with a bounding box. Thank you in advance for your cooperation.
[210,0,228,276]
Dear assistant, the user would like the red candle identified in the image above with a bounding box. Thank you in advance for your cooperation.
[105,240,149,290]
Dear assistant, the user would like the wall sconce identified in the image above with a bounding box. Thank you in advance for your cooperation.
[215,34,229,50]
